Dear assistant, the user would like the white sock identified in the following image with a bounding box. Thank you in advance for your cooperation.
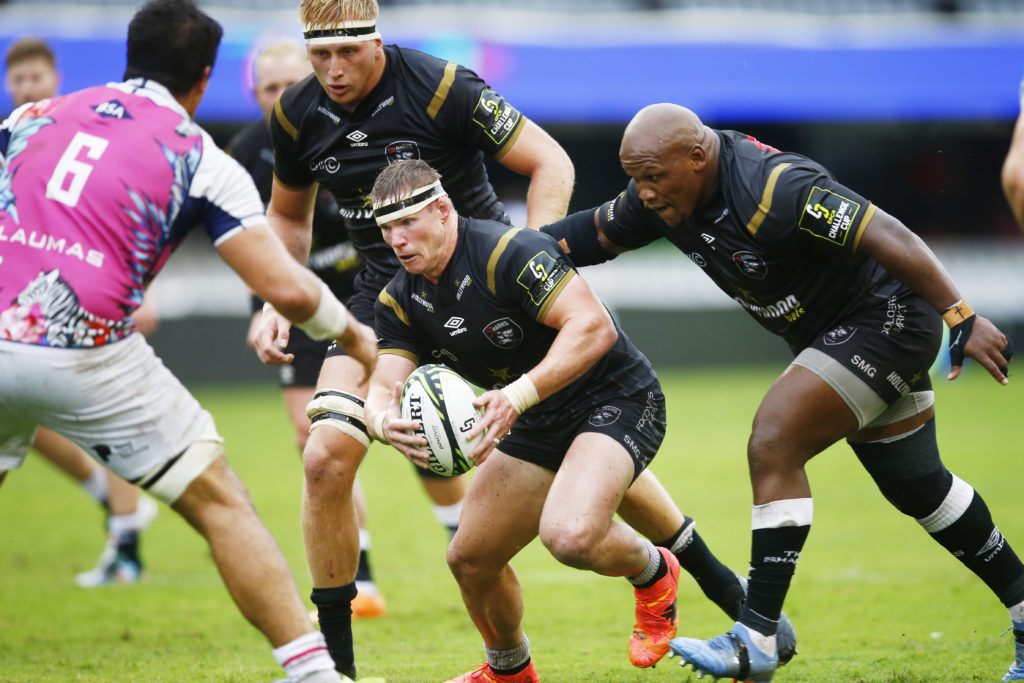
[433,500,463,529]
[628,540,661,586]
[1009,601,1024,625]
[107,514,136,545]
[359,528,371,551]
[272,631,335,680]
[81,467,108,504]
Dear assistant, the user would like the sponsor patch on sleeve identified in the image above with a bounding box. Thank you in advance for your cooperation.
[798,186,862,247]
[516,250,570,306]
[472,89,522,147]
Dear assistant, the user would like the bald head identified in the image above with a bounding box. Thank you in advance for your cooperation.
[618,103,718,226]
[620,103,704,161]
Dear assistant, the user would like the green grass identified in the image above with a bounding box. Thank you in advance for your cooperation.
[1,365,1021,682]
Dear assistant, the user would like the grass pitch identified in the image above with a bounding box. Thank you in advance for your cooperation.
[0,364,1021,682]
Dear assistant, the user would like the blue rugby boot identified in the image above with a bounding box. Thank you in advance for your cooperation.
[1003,621,1024,681]
[669,622,777,683]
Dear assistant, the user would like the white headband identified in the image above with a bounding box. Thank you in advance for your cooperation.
[303,20,380,45]
[373,180,446,225]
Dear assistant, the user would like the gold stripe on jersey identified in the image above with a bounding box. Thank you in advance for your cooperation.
[851,202,877,253]
[378,289,411,326]
[274,99,299,141]
[427,61,458,120]
[536,269,576,322]
[379,348,419,363]
[487,227,522,293]
[494,116,526,159]
[745,162,792,236]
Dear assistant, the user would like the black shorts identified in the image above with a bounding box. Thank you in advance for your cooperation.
[801,286,942,407]
[279,327,330,388]
[325,289,377,361]
[499,381,666,482]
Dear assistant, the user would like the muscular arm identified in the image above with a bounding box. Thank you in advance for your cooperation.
[858,208,1011,382]
[1002,109,1024,230]
[266,177,318,262]
[471,274,618,462]
[365,353,431,465]
[496,118,575,228]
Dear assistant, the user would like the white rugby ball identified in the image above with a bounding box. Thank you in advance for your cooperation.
[400,364,483,476]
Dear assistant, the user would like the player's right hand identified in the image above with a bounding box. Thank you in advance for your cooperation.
[253,309,294,365]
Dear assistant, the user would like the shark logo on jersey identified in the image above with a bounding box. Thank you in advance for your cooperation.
[93,100,131,119]
[385,140,420,164]
[483,317,523,349]
[732,251,767,280]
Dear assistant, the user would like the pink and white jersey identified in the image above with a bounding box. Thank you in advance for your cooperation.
[0,79,264,348]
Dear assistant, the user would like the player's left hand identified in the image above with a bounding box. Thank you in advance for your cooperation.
[948,313,1013,384]
[467,390,519,466]
[253,309,294,365]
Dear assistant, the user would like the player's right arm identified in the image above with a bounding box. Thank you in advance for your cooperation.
[218,222,376,381]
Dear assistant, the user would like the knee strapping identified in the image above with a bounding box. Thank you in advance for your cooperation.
[306,389,370,448]
[849,416,953,518]
[136,414,224,505]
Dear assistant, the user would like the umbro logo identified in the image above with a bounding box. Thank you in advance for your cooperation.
[713,208,730,225]
[701,233,715,244]
[347,129,368,142]
[445,316,467,336]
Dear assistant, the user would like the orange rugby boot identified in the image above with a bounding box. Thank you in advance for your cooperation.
[629,546,681,667]
[444,661,539,683]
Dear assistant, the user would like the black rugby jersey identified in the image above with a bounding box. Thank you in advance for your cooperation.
[227,121,360,294]
[271,45,524,296]
[374,217,658,429]
[595,130,894,351]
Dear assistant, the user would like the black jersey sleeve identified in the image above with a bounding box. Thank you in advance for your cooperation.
[436,64,526,158]
[751,161,877,257]
[489,228,578,323]
[374,278,421,364]
[596,181,665,250]
[269,94,315,190]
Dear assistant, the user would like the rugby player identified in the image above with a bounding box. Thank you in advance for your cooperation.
[250,0,575,676]
[227,39,387,620]
[0,2,377,681]
[4,35,159,588]
[364,159,674,683]
[543,102,1024,682]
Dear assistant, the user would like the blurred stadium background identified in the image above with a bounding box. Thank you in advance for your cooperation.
[2,0,1022,381]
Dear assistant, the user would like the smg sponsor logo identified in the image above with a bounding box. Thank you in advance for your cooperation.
[734,293,805,322]
[622,434,642,458]
[851,354,876,378]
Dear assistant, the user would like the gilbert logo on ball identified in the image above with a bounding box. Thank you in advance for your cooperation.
[400,364,483,476]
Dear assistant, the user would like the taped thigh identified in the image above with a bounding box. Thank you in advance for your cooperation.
[132,413,224,505]
[305,388,370,448]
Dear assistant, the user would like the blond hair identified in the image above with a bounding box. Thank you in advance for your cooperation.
[299,0,378,28]
[370,159,442,206]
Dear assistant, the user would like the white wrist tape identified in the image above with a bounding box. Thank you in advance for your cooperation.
[372,412,390,445]
[501,374,539,415]
[262,301,275,315]
[295,281,349,341]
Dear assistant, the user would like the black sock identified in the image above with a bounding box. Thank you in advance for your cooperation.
[928,493,1024,607]
[355,549,372,583]
[658,518,746,619]
[116,530,141,568]
[743,525,810,634]
[311,583,357,678]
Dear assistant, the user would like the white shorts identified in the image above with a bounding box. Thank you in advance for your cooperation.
[0,335,216,485]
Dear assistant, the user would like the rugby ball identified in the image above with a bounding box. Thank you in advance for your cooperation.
[400,364,483,476]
